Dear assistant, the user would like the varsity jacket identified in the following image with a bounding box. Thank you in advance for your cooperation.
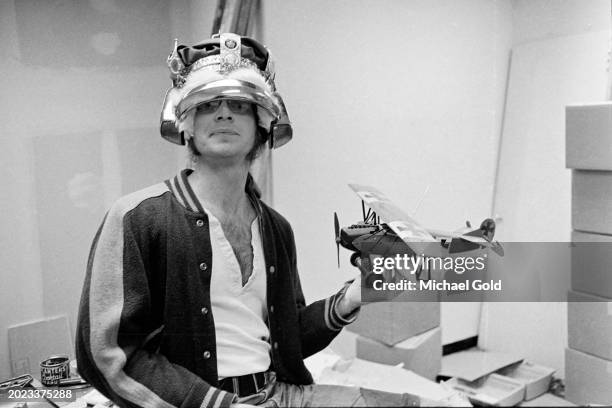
[76,170,356,408]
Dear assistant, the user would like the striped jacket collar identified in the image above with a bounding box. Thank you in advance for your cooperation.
[165,169,262,214]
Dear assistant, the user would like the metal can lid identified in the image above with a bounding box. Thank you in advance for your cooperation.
[41,355,70,367]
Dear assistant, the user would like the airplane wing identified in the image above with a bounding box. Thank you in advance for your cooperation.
[459,235,489,244]
[428,228,467,240]
[348,184,439,256]
[428,228,489,244]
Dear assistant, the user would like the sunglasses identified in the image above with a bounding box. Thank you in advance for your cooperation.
[196,99,254,114]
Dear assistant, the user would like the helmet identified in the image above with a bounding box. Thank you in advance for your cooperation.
[160,33,292,148]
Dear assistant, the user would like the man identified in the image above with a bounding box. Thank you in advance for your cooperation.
[76,33,421,407]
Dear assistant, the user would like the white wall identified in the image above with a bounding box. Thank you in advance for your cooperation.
[479,0,611,375]
[512,0,611,46]
[265,0,513,345]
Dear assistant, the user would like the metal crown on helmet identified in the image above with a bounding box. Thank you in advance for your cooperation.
[159,33,292,148]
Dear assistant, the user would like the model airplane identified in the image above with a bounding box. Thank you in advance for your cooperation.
[334,184,504,268]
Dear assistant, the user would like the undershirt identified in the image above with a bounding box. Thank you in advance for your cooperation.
[206,209,271,379]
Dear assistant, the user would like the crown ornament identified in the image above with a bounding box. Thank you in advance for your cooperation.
[167,38,186,87]
[166,33,274,89]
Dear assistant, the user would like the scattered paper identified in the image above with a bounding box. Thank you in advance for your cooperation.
[440,348,523,382]
[306,352,471,406]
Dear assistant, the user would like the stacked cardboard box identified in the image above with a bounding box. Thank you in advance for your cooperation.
[441,349,556,404]
[344,290,441,380]
[565,103,612,406]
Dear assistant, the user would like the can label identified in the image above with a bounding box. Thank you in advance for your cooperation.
[40,356,70,386]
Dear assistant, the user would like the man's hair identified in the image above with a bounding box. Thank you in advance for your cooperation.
[180,105,269,162]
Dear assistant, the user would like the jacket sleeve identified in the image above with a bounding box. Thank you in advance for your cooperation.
[75,200,236,408]
[286,226,360,359]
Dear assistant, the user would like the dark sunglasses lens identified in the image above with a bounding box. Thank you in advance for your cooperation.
[227,100,252,114]
[198,101,221,113]
[197,100,253,114]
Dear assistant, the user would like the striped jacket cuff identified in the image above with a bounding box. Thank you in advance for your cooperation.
[200,386,237,408]
[325,280,360,331]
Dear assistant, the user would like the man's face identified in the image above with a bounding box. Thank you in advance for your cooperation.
[192,99,257,162]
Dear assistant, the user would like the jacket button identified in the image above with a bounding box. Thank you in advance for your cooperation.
[203,351,211,359]
[270,305,274,313]
[199,262,207,271]
[269,266,275,274]
[273,342,279,350]
[201,307,208,315]
[196,219,204,227]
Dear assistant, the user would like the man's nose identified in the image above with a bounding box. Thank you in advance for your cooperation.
[215,101,233,121]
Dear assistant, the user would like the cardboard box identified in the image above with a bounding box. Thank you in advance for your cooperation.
[571,231,612,298]
[346,292,440,345]
[446,374,525,406]
[572,171,612,235]
[566,103,612,170]
[568,290,612,360]
[8,316,74,379]
[565,348,612,406]
[519,393,576,406]
[356,327,441,380]
[498,361,555,400]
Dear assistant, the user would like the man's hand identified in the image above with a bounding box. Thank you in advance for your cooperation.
[335,272,363,316]
[345,253,417,309]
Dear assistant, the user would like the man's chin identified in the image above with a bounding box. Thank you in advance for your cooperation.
[201,148,249,162]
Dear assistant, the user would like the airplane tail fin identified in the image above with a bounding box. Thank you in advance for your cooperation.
[453,218,502,256]
[463,218,496,241]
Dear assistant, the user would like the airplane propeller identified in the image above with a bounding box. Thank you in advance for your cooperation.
[334,212,341,267]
